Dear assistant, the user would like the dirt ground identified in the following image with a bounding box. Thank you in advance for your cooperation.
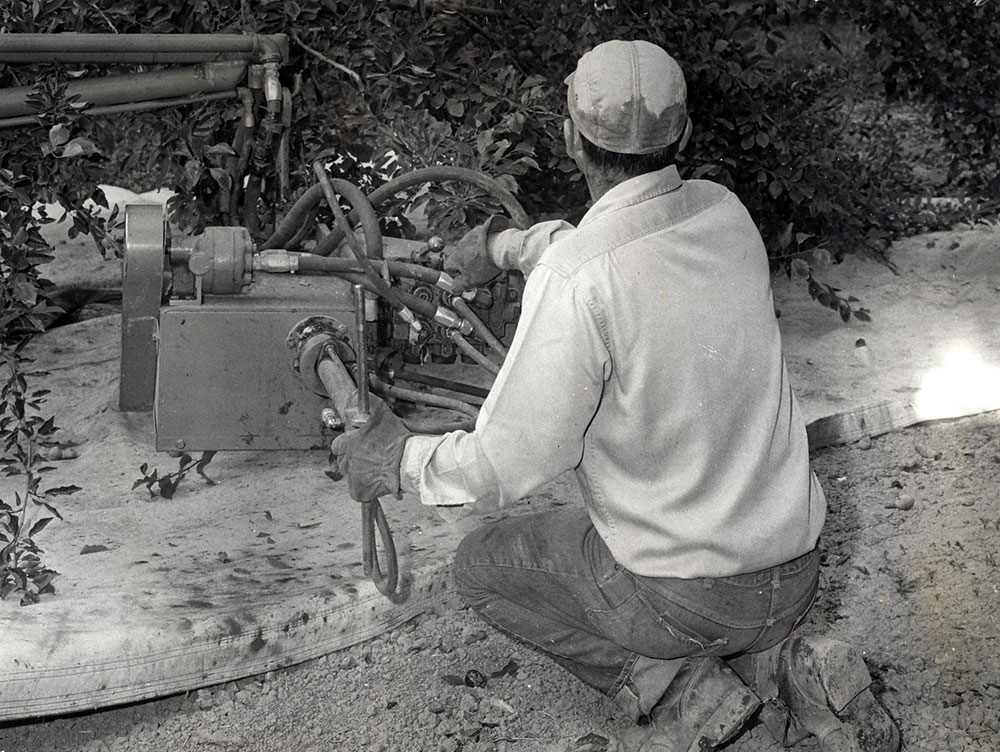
[1,203,999,750]
[1,409,997,752]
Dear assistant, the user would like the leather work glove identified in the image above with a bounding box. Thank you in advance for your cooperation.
[443,215,511,294]
[329,397,413,502]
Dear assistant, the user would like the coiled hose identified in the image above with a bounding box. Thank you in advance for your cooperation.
[261,166,528,419]
[261,164,531,252]
[310,163,420,327]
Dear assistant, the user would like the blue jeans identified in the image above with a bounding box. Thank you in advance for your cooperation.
[453,507,819,720]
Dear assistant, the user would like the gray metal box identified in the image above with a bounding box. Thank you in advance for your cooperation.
[154,274,355,451]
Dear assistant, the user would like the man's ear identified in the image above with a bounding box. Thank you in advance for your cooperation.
[677,118,693,153]
[564,119,583,160]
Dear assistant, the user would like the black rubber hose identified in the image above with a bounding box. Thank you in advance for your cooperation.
[263,165,529,254]
[293,254,446,286]
[450,332,500,375]
[370,375,479,419]
[394,370,490,400]
[261,183,322,250]
[326,270,440,322]
[244,100,283,233]
[312,165,530,257]
[450,296,508,359]
[311,166,423,329]
[311,169,385,260]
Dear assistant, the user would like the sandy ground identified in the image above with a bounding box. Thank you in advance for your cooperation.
[1,208,999,750]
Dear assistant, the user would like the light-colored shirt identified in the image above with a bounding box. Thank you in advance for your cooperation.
[401,165,825,578]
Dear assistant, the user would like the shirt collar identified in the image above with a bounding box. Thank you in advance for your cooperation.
[578,165,683,227]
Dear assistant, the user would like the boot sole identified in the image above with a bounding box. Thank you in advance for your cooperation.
[806,638,872,712]
[683,678,761,752]
[783,638,900,752]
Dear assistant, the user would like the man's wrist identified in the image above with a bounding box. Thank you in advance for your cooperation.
[399,436,420,496]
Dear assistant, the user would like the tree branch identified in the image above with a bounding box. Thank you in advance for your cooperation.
[290,31,363,89]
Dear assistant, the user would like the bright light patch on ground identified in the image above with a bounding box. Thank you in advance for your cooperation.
[914,343,1000,421]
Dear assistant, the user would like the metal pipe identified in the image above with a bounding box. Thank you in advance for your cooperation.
[0,61,247,119]
[451,296,508,359]
[393,370,491,400]
[316,345,366,429]
[0,91,235,129]
[289,253,448,287]
[370,375,479,419]
[0,33,289,63]
[352,285,371,418]
[450,332,500,375]
[0,51,254,65]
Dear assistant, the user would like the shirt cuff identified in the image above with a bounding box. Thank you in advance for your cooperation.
[400,432,501,509]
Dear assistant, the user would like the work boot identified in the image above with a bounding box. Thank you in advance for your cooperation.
[731,635,900,752]
[626,657,761,752]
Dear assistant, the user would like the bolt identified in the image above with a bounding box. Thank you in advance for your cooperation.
[175,439,186,450]
[321,408,343,429]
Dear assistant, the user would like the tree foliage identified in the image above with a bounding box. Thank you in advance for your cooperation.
[6,0,996,257]
[845,0,1000,195]
[2,0,998,601]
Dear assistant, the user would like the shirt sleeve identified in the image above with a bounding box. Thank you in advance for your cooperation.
[489,220,575,277]
[400,262,610,509]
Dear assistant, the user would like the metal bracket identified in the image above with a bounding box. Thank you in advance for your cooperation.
[119,204,166,412]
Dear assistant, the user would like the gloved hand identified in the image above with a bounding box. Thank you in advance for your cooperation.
[329,397,413,502]
[443,215,510,294]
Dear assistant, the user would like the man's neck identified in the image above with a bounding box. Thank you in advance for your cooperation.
[585,167,629,203]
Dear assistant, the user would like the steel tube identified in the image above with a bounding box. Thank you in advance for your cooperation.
[0,33,288,63]
[451,296,508,358]
[0,61,247,119]
[316,346,364,429]
[0,51,254,65]
[370,375,479,419]
[393,370,491,400]
[450,332,501,375]
[0,91,235,129]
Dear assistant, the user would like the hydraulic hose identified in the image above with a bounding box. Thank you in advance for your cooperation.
[450,296,508,359]
[393,370,490,401]
[330,271,439,322]
[264,165,529,255]
[312,165,531,257]
[256,252,474,335]
[370,375,479,419]
[309,168,384,260]
[311,165,423,332]
[292,254,448,287]
[450,332,500,375]
[262,183,322,250]
[228,88,255,225]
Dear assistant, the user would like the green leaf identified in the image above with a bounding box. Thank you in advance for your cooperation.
[58,137,100,159]
[157,478,176,499]
[42,485,81,497]
[28,517,53,537]
[205,143,238,158]
[48,124,70,148]
[209,168,232,193]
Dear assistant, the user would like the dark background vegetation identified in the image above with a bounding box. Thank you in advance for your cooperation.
[2,0,1000,603]
[4,0,1000,265]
